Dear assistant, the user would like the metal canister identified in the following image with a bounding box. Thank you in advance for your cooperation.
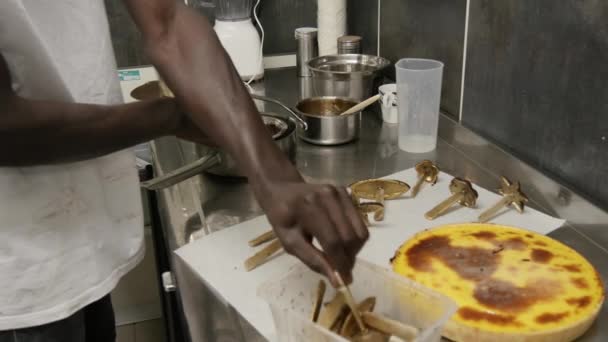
[295,27,319,77]
[337,35,362,54]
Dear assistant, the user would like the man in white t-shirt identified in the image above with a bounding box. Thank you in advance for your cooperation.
[0,0,368,341]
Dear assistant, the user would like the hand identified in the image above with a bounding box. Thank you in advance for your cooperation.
[258,179,369,286]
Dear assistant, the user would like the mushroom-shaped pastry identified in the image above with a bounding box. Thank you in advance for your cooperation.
[425,178,478,220]
[410,160,440,197]
[478,176,529,223]
[350,179,410,200]
[357,202,385,225]
[374,188,385,221]
[350,179,409,222]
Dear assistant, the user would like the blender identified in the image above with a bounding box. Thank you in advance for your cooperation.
[213,0,264,81]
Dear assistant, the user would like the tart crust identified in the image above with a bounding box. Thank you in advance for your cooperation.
[391,223,604,342]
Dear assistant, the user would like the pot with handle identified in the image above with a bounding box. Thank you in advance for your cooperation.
[307,54,391,101]
[295,96,361,145]
[140,113,297,190]
[130,81,307,189]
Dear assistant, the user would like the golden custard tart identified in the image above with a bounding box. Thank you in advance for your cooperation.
[391,223,604,342]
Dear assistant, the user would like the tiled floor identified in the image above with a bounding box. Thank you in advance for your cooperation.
[117,319,165,342]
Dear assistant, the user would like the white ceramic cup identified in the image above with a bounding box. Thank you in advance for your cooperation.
[378,83,398,124]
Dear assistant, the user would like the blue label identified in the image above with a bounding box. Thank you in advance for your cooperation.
[118,70,141,81]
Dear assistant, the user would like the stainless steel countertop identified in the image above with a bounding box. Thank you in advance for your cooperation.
[150,68,608,342]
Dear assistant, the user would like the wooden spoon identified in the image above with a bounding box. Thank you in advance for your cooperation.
[339,94,382,116]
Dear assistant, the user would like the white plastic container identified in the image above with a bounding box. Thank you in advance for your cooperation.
[379,83,398,124]
[396,59,444,153]
[258,259,457,342]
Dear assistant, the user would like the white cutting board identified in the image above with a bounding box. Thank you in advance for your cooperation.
[175,168,565,340]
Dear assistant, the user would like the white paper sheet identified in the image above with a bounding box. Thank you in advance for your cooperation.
[175,168,565,340]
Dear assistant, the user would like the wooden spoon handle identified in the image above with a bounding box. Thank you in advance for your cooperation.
[340,94,382,116]
[373,188,385,221]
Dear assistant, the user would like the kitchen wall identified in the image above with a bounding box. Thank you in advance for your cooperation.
[346,0,378,56]
[347,0,467,118]
[348,0,608,209]
[257,0,317,54]
[104,0,316,67]
[461,0,608,210]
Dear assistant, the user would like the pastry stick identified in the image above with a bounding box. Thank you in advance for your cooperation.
[244,239,283,271]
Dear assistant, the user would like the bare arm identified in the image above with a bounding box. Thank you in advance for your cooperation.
[124,0,368,284]
[124,0,292,185]
[0,53,209,166]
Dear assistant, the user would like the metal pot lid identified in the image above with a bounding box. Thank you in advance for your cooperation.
[261,113,295,140]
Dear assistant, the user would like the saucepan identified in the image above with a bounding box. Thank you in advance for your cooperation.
[130,81,307,189]
[140,113,298,189]
[295,96,361,145]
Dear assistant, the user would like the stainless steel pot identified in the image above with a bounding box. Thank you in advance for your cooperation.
[131,81,307,190]
[141,113,297,190]
[295,96,360,145]
[130,81,308,189]
[307,54,391,101]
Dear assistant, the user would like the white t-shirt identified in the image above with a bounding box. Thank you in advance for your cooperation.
[0,0,144,330]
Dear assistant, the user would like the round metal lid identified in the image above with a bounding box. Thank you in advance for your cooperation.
[295,27,318,39]
[338,35,362,43]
